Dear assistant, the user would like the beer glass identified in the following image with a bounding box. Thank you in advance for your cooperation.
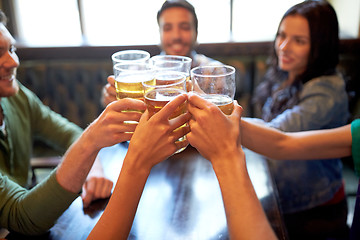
[190,65,236,115]
[150,55,192,91]
[113,62,155,100]
[143,71,188,153]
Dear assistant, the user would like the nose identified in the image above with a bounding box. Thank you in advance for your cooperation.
[279,38,290,51]
[2,51,19,69]
[171,27,181,40]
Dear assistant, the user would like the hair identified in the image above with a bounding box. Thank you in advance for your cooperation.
[0,10,7,25]
[157,0,198,33]
[252,0,340,121]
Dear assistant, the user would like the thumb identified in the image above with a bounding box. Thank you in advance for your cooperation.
[81,185,93,208]
[231,100,243,119]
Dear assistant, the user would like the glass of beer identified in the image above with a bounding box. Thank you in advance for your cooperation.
[150,55,193,91]
[190,65,236,115]
[143,71,188,153]
[114,62,155,100]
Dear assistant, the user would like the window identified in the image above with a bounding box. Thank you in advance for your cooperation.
[14,0,83,46]
[232,0,302,42]
[8,0,360,47]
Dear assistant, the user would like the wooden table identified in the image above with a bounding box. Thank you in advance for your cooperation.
[6,142,288,240]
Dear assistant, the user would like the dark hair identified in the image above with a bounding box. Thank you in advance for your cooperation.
[157,0,198,33]
[253,0,340,121]
[0,10,7,25]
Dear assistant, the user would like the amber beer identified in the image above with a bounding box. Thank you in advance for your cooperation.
[201,94,234,115]
[115,75,155,100]
[145,88,187,152]
[114,62,155,126]
[143,71,188,153]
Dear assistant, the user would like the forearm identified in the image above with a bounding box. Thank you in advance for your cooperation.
[242,119,352,160]
[56,132,100,193]
[88,154,150,239]
[288,125,352,159]
[212,149,276,239]
[241,118,291,159]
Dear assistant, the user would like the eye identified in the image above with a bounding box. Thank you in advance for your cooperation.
[9,45,16,54]
[162,24,172,32]
[276,32,286,40]
[179,23,191,31]
[294,38,308,45]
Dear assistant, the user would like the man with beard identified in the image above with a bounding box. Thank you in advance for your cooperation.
[101,0,222,106]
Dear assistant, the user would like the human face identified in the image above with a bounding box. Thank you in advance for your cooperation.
[275,15,310,81]
[158,7,197,57]
[0,23,19,98]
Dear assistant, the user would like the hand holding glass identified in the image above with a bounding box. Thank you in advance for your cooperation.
[143,71,188,153]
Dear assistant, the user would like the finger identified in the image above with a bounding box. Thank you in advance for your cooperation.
[88,178,112,199]
[116,132,133,142]
[229,100,243,121]
[187,92,213,110]
[105,86,117,99]
[138,109,150,125]
[156,94,188,120]
[100,180,113,198]
[108,98,147,113]
[114,123,138,133]
[169,112,191,131]
[172,123,191,140]
[107,75,116,86]
[91,178,104,199]
[82,181,95,208]
[175,137,189,151]
[115,111,143,123]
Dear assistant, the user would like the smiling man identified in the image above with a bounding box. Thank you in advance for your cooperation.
[156,0,221,68]
[101,0,223,106]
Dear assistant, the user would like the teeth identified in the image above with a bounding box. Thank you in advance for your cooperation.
[171,44,183,51]
[0,75,14,81]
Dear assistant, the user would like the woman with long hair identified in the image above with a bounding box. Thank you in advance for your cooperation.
[251,1,350,239]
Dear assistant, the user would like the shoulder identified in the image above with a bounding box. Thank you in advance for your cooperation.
[303,74,346,91]
[9,81,42,104]
[301,74,347,98]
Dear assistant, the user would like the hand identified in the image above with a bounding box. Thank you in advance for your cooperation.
[80,156,114,208]
[186,93,243,163]
[126,94,191,172]
[83,98,147,151]
[81,175,113,208]
[101,75,117,107]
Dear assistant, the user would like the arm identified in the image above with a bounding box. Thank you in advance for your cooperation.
[186,93,276,240]
[25,85,144,205]
[88,94,191,239]
[0,99,148,235]
[241,118,352,160]
[56,98,147,193]
[0,171,78,235]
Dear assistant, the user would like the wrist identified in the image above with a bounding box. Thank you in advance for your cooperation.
[122,149,152,178]
[211,147,246,177]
